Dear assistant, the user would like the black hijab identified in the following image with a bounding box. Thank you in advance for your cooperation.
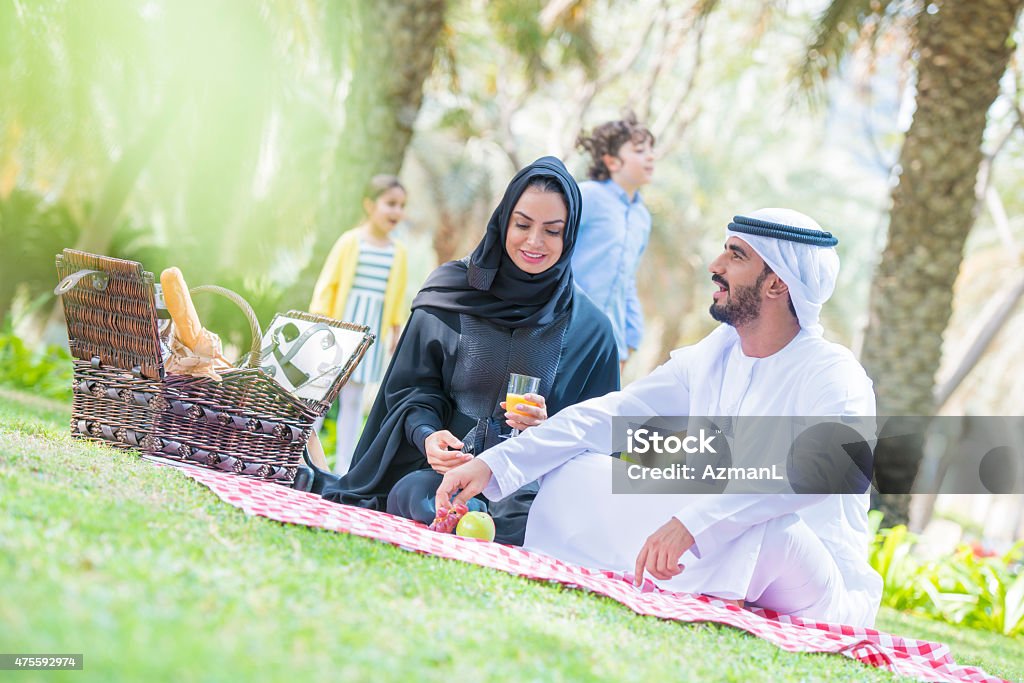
[411,156,582,328]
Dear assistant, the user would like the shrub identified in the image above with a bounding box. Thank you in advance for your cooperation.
[0,325,73,401]
[868,510,1024,637]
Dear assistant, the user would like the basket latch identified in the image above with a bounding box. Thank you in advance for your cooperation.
[54,269,109,295]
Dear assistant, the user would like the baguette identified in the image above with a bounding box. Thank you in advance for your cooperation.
[160,267,203,351]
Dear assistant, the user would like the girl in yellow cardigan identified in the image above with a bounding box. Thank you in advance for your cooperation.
[309,175,409,474]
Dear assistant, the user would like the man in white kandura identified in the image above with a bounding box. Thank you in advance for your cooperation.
[435,208,884,627]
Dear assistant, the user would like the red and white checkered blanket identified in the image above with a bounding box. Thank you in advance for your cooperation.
[180,466,1007,683]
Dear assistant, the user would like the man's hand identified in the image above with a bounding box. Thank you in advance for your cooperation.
[435,457,494,512]
[501,392,547,432]
[633,517,695,586]
[424,430,471,474]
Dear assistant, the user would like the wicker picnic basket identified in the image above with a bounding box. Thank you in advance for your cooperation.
[54,248,374,485]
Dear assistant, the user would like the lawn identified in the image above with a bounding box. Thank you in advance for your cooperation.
[1,388,1021,683]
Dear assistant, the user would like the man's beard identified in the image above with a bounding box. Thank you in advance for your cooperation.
[709,272,768,327]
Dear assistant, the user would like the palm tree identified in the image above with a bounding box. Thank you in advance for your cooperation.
[290,0,448,308]
[0,0,170,323]
[2,0,450,338]
[801,0,1024,524]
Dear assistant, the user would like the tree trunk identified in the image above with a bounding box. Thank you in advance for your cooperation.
[289,0,447,309]
[862,0,1024,526]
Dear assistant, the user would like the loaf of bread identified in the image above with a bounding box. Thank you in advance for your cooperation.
[160,267,203,351]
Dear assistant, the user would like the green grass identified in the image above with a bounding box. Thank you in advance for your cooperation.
[0,387,1020,683]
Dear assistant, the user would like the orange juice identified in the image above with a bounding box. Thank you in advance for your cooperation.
[505,393,539,417]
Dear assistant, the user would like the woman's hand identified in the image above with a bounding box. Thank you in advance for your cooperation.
[501,393,547,432]
[424,430,471,474]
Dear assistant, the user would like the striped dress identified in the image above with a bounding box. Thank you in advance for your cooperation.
[342,240,395,384]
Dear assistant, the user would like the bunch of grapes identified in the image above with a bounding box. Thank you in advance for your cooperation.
[428,502,469,533]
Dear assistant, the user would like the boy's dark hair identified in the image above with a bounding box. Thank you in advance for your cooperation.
[363,174,405,201]
[575,111,654,181]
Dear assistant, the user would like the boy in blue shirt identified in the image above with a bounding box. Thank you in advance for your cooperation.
[573,112,655,374]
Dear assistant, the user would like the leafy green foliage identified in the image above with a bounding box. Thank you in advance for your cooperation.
[870,515,927,610]
[0,187,176,322]
[1,0,335,324]
[796,0,907,95]
[0,323,72,401]
[0,188,80,317]
[190,272,287,357]
[486,0,599,84]
[868,510,1024,637]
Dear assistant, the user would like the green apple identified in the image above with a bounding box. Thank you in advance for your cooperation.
[455,511,496,541]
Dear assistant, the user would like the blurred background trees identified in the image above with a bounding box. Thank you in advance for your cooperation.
[2,0,1024,530]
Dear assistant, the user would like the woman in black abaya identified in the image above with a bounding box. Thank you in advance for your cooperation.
[319,156,619,545]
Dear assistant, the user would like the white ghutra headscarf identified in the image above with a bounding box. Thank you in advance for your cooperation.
[725,208,841,337]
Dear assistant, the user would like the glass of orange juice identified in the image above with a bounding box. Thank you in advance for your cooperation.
[505,373,541,437]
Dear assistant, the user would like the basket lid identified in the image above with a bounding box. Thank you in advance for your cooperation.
[261,311,375,411]
[55,249,165,379]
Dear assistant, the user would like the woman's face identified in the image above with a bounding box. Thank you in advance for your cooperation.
[504,187,566,275]
[364,186,407,234]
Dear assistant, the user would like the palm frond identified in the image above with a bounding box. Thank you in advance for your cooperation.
[693,0,724,21]
[490,0,600,84]
[794,0,900,97]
